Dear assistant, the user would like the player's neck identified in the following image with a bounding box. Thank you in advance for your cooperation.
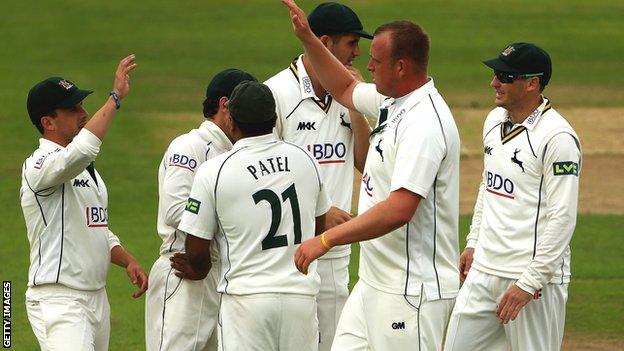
[301,55,328,99]
[508,95,542,124]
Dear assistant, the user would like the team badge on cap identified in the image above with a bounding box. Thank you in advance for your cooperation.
[502,46,515,56]
[58,79,74,90]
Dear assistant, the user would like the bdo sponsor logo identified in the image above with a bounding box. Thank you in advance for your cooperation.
[86,207,108,227]
[169,154,197,171]
[307,142,346,164]
[486,171,515,199]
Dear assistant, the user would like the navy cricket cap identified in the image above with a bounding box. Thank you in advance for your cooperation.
[205,68,257,103]
[308,2,373,39]
[483,42,552,86]
[27,77,93,127]
[227,81,276,124]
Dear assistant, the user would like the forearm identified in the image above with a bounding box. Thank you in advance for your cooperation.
[84,97,119,141]
[325,189,420,247]
[351,110,371,173]
[301,41,358,109]
[466,177,485,248]
[110,245,138,268]
[185,234,212,278]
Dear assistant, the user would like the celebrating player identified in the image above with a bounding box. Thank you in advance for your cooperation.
[177,81,331,351]
[145,69,256,351]
[282,1,461,349]
[444,43,581,351]
[264,2,372,349]
[21,55,148,351]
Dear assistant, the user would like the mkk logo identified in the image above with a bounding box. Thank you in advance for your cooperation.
[302,76,313,94]
[86,207,108,227]
[484,146,493,155]
[391,322,405,330]
[169,154,197,171]
[307,143,346,164]
[73,178,90,187]
[297,122,316,131]
[362,172,373,197]
[339,112,351,130]
[553,161,578,176]
[486,171,515,199]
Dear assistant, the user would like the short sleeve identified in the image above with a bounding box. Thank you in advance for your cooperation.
[178,164,219,240]
[352,83,386,120]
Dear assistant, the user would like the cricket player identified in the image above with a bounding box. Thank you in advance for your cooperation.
[264,2,372,348]
[176,81,331,351]
[145,69,257,351]
[21,55,148,351]
[283,1,460,349]
[444,43,581,351]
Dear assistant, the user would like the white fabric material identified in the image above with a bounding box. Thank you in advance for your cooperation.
[145,255,219,351]
[26,285,110,351]
[179,134,331,295]
[219,293,318,351]
[351,80,461,299]
[147,119,230,350]
[444,269,568,351]
[156,120,232,255]
[332,280,454,351]
[317,256,350,351]
[265,54,355,259]
[20,128,121,291]
[467,98,581,292]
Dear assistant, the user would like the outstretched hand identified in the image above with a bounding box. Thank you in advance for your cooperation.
[113,54,137,99]
[126,260,148,298]
[281,0,316,43]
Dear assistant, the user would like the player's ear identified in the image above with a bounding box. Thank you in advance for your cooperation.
[218,96,229,111]
[319,35,331,48]
[40,115,56,132]
[525,76,541,93]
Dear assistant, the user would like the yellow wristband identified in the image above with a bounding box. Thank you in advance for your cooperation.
[320,232,332,251]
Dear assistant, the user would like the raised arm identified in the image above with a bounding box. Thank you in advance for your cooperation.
[282,0,359,110]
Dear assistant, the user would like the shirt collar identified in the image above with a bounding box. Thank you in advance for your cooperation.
[502,96,552,131]
[232,133,278,150]
[39,137,65,152]
[381,77,437,111]
[198,119,233,150]
[294,54,318,100]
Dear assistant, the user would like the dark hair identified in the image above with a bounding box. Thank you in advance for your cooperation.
[34,110,57,134]
[374,21,430,73]
[202,98,218,118]
[234,115,277,137]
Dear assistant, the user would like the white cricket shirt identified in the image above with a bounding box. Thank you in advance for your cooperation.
[466,98,581,293]
[178,134,332,295]
[351,80,460,299]
[157,120,232,255]
[20,129,121,291]
[265,55,355,259]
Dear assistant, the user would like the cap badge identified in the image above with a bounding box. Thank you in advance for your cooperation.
[58,80,73,90]
[502,46,515,56]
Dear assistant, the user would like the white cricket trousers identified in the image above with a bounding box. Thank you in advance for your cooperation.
[317,256,350,351]
[26,284,110,351]
[219,293,319,351]
[332,280,455,351]
[444,268,568,351]
[145,254,220,351]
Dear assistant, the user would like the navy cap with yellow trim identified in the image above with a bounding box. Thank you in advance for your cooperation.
[308,2,373,39]
[484,42,552,86]
[27,77,93,128]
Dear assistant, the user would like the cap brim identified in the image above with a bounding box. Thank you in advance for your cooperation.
[483,58,519,73]
[57,89,93,108]
[351,30,373,40]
